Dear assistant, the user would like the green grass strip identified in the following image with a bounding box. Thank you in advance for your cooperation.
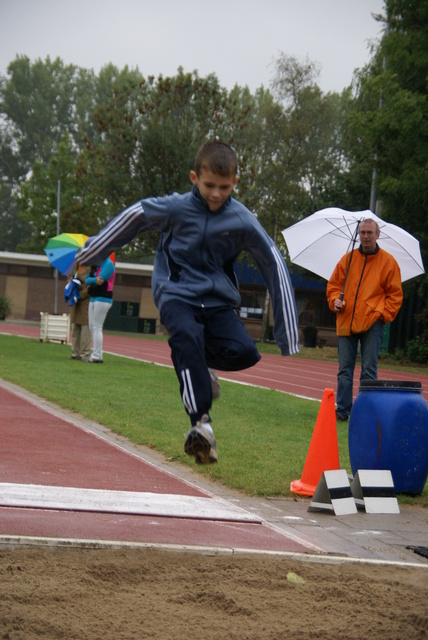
[0,334,426,505]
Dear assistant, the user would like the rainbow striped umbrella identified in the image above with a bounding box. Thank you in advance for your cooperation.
[44,233,89,276]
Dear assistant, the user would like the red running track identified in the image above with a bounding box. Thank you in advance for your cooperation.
[1,322,427,551]
[0,379,309,552]
[2,322,427,403]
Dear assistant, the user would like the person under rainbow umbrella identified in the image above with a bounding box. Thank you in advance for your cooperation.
[44,233,89,276]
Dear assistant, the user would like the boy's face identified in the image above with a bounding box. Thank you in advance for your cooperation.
[190,169,239,212]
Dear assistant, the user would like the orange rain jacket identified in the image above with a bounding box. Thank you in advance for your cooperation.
[326,246,403,336]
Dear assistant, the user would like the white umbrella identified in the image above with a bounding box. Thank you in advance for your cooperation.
[281,207,425,283]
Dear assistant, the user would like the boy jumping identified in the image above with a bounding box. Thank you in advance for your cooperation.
[76,141,300,463]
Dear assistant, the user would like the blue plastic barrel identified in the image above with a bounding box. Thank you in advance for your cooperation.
[348,380,428,494]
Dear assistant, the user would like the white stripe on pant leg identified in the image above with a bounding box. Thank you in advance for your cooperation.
[181,369,197,414]
[184,369,198,414]
[181,370,195,414]
[181,371,192,414]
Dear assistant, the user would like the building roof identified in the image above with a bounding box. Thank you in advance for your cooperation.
[0,252,153,276]
[234,259,326,291]
[0,252,325,290]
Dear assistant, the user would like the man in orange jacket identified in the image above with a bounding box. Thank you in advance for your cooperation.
[326,219,403,421]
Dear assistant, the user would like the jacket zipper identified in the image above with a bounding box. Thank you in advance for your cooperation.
[200,212,210,308]
[350,255,367,334]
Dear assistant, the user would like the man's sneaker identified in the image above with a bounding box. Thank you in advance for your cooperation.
[209,368,221,400]
[184,415,218,464]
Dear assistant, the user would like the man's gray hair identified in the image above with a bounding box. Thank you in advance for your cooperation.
[359,218,380,234]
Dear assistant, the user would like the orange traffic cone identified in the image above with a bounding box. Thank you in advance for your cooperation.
[290,388,340,496]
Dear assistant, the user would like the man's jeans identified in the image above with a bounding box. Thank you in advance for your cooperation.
[336,319,384,418]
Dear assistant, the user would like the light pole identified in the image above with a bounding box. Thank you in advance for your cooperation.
[54,180,60,314]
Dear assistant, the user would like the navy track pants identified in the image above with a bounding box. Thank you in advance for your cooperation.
[160,300,261,425]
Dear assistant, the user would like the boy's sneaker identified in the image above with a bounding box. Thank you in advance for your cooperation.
[209,368,221,400]
[184,415,218,464]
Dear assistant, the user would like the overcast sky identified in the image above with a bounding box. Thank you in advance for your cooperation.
[1,0,385,95]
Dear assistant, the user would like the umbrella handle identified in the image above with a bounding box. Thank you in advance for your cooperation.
[334,291,345,312]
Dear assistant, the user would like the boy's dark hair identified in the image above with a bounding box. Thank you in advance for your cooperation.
[194,141,238,177]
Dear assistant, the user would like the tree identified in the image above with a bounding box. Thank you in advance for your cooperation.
[349,2,428,243]
[269,53,358,229]
[247,54,348,339]
[348,0,428,347]
[0,123,31,250]
[16,133,84,252]
[1,55,96,175]
[78,68,245,260]
[0,56,100,250]
[0,183,30,251]
[134,69,227,198]
[74,64,145,240]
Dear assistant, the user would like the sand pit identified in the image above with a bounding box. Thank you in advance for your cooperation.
[1,546,427,639]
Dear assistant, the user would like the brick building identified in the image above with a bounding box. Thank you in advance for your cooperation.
[0,251,336,345]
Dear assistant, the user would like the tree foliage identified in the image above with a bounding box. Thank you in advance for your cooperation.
[1,11,428,344]
[346,0,428,345]
[348,1,428,247]
[0,53,361,257]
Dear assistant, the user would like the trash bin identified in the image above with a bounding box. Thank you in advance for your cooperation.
[348,380,428,494]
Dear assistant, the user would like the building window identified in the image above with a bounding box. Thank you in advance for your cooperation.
[239,292,265,319]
